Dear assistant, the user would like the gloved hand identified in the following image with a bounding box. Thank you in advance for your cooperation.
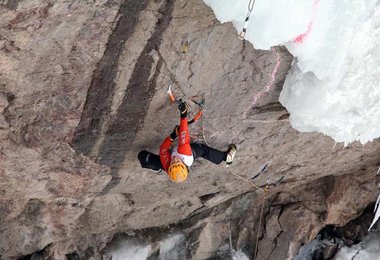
[178,101,188,118]
[170,125,179,141]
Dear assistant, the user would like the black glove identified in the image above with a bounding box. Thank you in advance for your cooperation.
[178,101,188,118]
[170,125,179,141]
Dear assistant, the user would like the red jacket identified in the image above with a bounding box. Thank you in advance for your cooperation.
[159,117,193,172]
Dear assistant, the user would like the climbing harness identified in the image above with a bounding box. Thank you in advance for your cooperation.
[239,0,256,40]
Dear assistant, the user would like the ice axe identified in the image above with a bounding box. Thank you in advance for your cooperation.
[166,82,204,124]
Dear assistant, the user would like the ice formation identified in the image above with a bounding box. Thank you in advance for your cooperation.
[204,0,380,145]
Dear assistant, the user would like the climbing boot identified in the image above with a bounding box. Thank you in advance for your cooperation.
[226,144,237,165]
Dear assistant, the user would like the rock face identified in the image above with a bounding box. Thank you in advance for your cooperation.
[1,0,380,259]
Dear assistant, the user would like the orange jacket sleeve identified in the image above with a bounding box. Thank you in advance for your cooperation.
[177,117,192,156]
[159,136,172,172]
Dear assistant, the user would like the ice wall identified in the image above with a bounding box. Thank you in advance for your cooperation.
[204,0,380,145]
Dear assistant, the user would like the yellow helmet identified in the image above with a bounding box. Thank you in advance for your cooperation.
[168,160,188,182]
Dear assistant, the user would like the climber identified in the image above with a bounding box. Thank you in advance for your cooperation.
[138,101,237,182]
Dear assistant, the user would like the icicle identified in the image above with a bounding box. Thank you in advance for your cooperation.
[368,192,380,231]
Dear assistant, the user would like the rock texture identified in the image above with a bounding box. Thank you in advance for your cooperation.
[1,0,380,259]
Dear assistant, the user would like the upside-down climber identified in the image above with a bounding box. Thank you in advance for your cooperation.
[138,101,237,182]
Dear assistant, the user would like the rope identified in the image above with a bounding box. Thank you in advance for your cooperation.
[229,218,233,255]
[223,166,270,258]
[254,192,266,259]
[224,167,264,192]
[198,113,210,146]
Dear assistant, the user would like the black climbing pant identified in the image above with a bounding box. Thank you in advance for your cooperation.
[138,150,163,171]
[190,143,227,164]
[138,143,227,171]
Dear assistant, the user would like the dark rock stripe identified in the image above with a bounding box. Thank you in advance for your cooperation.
[98,0,175,193]
[72,0,150,155]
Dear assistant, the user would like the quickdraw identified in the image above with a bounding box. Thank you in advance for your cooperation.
[239,0,256,40]
[180,33,191,54]
[181,40,190,54]
[260,175,285,189]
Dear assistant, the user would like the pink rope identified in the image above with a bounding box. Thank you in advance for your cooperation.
[251,48,282,106]
[293,0,320,44]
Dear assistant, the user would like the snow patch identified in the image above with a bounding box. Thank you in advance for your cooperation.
[231,249,250,260]
[106,240,152,260]
[158,234,187,260]
[104,234,186,260]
